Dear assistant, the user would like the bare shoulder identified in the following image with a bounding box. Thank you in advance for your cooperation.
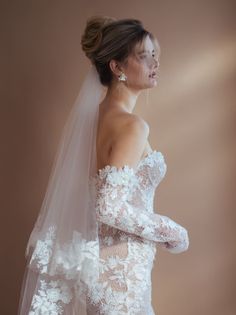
[108,113,150,169]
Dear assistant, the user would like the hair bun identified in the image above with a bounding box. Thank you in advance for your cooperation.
[81,15,116,62]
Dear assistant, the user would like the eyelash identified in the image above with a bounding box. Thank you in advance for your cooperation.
[140,54,156,59]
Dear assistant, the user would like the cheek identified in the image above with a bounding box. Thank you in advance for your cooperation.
[141,56,154,68]
[129,64,149,81]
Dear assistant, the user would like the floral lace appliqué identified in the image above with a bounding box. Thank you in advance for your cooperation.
[29,279,73,315]
[84,150,189,314]
[27,150,189,315]
[30,227,100,285]
[30,226,57,273]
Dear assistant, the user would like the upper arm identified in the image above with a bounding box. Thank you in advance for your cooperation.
[108,115,149,169]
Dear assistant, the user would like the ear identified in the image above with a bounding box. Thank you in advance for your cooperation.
[109,59,123,78]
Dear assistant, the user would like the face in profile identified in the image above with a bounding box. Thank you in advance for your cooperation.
[124,35,160,90]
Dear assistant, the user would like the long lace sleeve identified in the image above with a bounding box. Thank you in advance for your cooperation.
[93,165,189,254]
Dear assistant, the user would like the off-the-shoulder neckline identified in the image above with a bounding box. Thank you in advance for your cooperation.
[94,150,164,177]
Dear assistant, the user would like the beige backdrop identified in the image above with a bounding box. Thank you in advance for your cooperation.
[1,0,235,314]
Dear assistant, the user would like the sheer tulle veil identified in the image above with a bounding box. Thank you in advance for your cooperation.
[17,64,106,314]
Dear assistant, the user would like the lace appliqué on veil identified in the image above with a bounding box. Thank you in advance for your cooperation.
[29,279,73,315]
[30,226,100,283]
[30,226,57,274]
[28,227,100,313]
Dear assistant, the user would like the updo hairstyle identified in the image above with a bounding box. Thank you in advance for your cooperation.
[81,15,159,87]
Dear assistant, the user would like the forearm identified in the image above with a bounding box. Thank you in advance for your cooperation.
[96,200,189,252]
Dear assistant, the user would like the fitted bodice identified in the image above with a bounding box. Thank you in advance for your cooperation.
[128,150,167,211]
[92,150,167,214]
[89,150,170,255]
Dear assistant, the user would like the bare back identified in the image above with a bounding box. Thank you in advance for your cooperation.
[96,101,153,173]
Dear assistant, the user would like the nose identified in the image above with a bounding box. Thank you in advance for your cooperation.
[150,57,159,70]
[154,58,159,69]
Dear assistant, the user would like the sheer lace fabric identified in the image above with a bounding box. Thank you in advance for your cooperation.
[26,150,189,315]
[83,150,189,314]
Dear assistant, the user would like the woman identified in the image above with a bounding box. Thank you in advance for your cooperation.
[18,16,189,315]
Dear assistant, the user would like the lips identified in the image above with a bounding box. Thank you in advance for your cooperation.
[149,71,157,78]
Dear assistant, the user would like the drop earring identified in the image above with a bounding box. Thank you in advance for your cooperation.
[118,72,127,82]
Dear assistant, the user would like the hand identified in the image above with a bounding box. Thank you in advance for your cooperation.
[157,228,189,254]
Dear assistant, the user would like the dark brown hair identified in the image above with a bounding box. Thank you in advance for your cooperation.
[81,16,159,87]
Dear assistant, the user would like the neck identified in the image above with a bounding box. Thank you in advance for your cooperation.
[104,80,141,113]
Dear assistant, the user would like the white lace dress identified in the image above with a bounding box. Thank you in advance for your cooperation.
[24,150,189,315]
[83,150,189,314]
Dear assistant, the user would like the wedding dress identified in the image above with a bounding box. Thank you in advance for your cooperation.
[26,149,189,315]
[18,64,189,315]
[80,149,189,314]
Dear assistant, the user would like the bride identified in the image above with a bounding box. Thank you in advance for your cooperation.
[18,16,189,315]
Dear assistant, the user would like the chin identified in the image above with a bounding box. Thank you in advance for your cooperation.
[150,81,158,88]
[144,80,158,89]
[131,80,157,91]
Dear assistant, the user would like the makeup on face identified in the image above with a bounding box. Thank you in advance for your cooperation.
[137,47,159,67]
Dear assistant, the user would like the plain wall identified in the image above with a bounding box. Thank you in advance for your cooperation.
[0,0,235,314]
